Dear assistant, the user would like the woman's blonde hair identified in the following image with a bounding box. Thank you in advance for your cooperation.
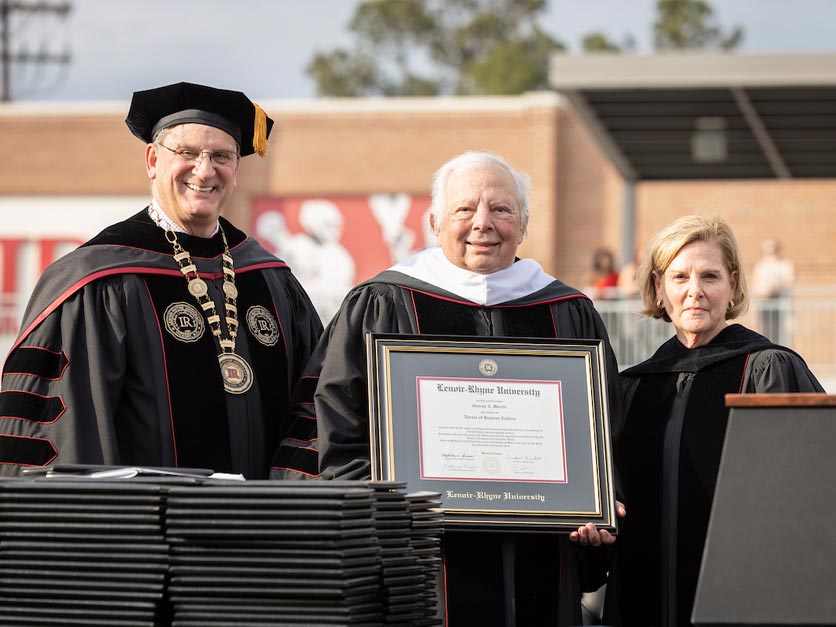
[637,214,749,321]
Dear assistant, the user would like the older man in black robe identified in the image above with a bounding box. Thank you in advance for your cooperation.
[273,150,622,626]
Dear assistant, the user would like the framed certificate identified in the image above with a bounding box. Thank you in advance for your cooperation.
[366,334,616,531]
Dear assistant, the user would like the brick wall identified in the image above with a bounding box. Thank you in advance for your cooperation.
[636,179,836,286]
[2,95,833,292]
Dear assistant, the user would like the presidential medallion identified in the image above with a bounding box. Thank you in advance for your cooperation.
[151,206,248,396]
[218,353,254,394]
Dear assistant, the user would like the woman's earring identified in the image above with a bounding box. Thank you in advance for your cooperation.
[657,300,665,309]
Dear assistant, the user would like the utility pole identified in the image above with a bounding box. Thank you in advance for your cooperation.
[0,0,72,102]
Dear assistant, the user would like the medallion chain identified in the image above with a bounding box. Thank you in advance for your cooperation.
[149,206,252,394]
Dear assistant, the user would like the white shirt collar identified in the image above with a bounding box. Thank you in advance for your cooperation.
[149,199,220,238]
[389,247,554,305]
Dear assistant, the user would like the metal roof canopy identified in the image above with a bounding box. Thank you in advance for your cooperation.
[549,52,836,181]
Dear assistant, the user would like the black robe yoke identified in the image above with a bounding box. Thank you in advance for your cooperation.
[272,268,621,627]
[606,323,824,627]
[0,210,322,479]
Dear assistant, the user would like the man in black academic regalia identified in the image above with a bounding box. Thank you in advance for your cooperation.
[0,82,322,479]
[273,150,622,626]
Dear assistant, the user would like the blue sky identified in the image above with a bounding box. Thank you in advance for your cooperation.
[7,0,836,102]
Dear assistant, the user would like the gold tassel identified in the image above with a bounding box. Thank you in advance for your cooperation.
[252,102,268,157]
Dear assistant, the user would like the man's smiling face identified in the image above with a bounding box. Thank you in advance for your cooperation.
[146,123,239,237]
[430,162,526,275]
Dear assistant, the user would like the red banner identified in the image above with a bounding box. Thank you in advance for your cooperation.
[252,194,433,321]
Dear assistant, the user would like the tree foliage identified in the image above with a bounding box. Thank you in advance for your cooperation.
[307,0,566,97]
[653,0,744,50]
[307,0,746,97]
[581,32,636,53]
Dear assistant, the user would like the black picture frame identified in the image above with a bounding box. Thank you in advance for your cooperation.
[366,333,616,531]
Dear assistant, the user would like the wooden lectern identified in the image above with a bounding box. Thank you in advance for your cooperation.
[692,393,836,626]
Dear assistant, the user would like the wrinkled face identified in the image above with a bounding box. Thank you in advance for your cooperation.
[146,123,239,236]
[655,240,737,348]
[430,163,526,274]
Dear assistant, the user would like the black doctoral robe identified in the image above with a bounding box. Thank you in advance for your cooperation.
[605,323,824,627]
[272,257,621,627]
[0,210,322,479]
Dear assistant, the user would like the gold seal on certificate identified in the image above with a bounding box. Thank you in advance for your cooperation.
[481,456,502,473]
[479,358,498,377]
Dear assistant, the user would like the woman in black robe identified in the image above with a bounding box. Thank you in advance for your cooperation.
[604,215,824,627]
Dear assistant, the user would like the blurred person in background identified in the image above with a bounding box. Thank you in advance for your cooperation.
[751,237,795,342]
[618,248,645,300]
[585,247,621,300]
[0,82,322,478]
[604,214,823,627]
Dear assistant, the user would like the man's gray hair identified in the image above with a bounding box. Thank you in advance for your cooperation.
[429,151,531,232]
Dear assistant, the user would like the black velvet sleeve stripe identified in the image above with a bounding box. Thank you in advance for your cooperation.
[0,434,57,467]
[0,391,66,424]
[272,445,320,477]
[283,416,318,442]
[290,375,318,405]
[3,346,69,380]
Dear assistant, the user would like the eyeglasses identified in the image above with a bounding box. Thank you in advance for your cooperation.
[156,143,239,166]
